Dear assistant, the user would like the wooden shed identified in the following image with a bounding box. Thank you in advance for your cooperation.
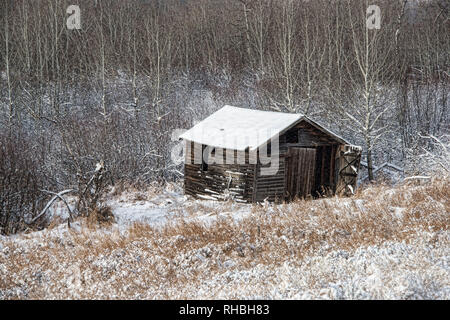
[180,106,361,202]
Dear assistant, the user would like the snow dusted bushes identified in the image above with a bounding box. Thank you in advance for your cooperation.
[0,75,221,234]
[0,175,448,298]
[0,131,49,235]
[405,134,449,177]
[56,94,193,185]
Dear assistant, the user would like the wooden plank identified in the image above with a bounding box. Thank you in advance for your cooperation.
[307,148,316,197]
[329,145,335,188]
[296,148,304,197]
[302,148,309,197]
[251,163,258,203]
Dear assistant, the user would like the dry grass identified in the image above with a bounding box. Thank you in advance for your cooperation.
[85,206,116,227]
[0,176,448,299]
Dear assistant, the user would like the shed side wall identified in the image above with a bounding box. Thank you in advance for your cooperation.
[184,141,256,202]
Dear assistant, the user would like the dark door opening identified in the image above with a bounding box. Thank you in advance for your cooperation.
[312,145,337,197]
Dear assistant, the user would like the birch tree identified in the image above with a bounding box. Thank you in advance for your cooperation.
[333,0,397,181]
[3,0,14,132]
[264,0,301,113]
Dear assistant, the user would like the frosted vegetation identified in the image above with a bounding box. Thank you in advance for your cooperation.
[1,176,448,299]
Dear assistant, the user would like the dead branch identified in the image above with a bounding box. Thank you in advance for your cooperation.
[30,189,77,224]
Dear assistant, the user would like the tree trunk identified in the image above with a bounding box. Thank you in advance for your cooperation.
[367,148,374,181]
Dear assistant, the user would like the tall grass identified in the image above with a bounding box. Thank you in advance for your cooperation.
[0,176,448,299]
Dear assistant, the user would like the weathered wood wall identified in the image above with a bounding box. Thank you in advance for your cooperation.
[284,147,317,201]
[254,122,341,202]
[295,121,340,146]
[253,135,286,202]
[184,141,256,202]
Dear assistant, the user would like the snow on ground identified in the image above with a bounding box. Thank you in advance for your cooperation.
[186,234,450,299]
[107,184,253,228]
[42,181,416,230]
[0,227,447,299]
[0,179,448,299]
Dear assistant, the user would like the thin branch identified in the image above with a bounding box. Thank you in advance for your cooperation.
[30,189,77,224]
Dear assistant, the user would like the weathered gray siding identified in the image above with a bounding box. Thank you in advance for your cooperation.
[253,135,287,202]
[184,141,256,202]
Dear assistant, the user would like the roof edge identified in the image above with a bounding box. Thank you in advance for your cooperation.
[179,106,351,150]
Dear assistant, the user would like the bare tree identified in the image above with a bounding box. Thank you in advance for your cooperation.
[3,0,14,132]
[328,1,398,181]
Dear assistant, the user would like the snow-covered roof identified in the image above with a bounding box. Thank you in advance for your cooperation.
[179,105,348,151]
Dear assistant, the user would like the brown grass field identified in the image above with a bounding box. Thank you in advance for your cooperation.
[0,176,448,299]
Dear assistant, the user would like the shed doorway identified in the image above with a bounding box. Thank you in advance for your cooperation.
[285,147,316,201]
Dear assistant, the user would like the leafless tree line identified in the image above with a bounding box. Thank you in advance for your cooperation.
[0,0,448,233]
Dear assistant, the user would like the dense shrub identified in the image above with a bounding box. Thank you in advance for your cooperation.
[0,132,48,234]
